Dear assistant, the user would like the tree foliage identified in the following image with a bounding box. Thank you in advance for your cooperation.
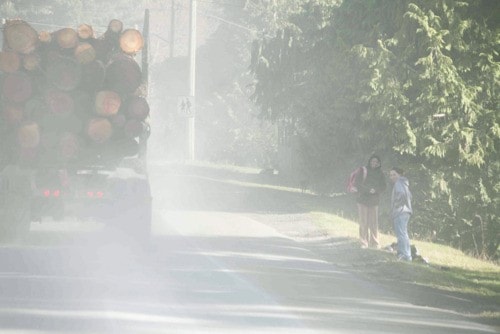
[248,0,499,258]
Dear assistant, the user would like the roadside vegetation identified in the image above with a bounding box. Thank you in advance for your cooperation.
[248,0,499,260]
[178,162,500,325]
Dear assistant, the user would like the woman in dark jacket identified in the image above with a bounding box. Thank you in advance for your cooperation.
[355,155,386,248]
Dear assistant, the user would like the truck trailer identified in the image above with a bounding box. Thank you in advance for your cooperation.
[0,14,152,244]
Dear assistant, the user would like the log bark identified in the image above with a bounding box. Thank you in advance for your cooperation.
[24,97,47,122]
[0,51,21,73]
[125,96,149,121]
[110,113,127,128]
[17,146,38,165]
[2,103,24,125]
[80,60,105,92]
[58,132,80,160]
[123,119,145,138]
[104,55,142,95]
[111,137,139,157]
[88,37,112,63]
[100,19,123,58]
[1,19,150,167]
[44,89,75,116]
[22,53,41,71]
[46,56,81,91]
[3,20,38,54]
[1,72,32,103]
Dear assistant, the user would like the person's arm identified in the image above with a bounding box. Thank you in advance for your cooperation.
[354,168,369,194]
[392,181,408,213]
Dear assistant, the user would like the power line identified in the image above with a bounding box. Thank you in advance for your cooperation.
[195,0,246,8]
[175,2,268,38]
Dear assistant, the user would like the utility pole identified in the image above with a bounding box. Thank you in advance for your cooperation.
[187,0,197,160]
[140,9,150,167]
[169,0,175,58]
[142,9,149,96]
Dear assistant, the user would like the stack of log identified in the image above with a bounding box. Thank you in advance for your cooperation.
[0,19,149,167]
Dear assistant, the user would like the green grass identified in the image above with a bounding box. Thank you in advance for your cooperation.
[313,211,499,271]
[312,211,500,323]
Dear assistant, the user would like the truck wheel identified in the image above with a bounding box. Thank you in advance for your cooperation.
[0,200,31,241]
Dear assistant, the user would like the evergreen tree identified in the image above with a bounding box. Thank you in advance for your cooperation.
[249,0,499,257]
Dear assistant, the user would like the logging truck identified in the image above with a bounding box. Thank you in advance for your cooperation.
[0,15,152,243]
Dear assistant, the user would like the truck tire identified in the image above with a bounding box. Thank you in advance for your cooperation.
[0,195,31,241]
[0,165,33,241]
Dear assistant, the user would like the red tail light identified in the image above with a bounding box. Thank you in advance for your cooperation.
[96,191,104,198]
[43,189,61,197]
[87,191,94,198]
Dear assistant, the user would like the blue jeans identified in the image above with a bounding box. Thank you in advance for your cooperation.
[393,213,412,261]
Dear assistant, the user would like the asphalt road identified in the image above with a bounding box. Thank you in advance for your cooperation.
[0,162,496,333]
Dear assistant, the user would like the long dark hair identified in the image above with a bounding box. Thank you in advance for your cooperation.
[367,154,381,168]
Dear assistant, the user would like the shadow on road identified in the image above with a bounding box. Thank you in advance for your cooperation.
[150,162,356,217]
[0,231,494,334]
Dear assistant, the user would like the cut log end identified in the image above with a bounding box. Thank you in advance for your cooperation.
[74,43,96,64]
[56,28,79,49]
[39,31,52,43]
[18,121,41,149]
[108,19,123,34]
[86,117,113,144]
[77,24,94,40]
[119,29,144,54]
[4,20,38,54]
[95,90,121,117]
